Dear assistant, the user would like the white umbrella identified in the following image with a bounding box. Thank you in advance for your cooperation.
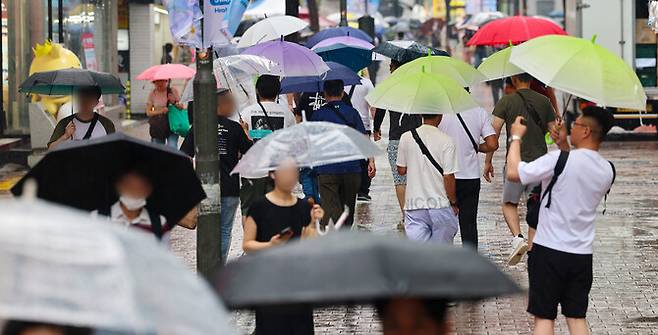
[237,15,308,48]
[232,121,383,179]
[0,199,235,335]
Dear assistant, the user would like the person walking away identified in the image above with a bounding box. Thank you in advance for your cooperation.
[483,73,556,265]
[506,107,616,335]
[345,70,375,202]
[180,88,252,262]
[242,159,324,335]
[239,75,296,224]
[146,79,183,148]
[373,60,423,230]
[397,114,459,244]
[47,86,115,149]
[161,43,173,64]
[310,79,375,228]
[438,107,498,249]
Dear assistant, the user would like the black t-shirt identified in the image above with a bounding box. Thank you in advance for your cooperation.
[372,110,422,141]
[180,116,252,197]
[248,196,311,242]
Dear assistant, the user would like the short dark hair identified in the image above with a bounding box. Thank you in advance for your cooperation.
[581,106,614,142]
[422,114,441,120]
[77,86,102,100]
[255,75,281,100]
[512,73,533,83]
[2,320,92,335]
[323,79,345,98]
[376,299,447,325]
[164,43,174,53]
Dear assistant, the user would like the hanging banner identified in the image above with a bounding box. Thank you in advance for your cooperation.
[204,0,249,48]
[81,33,98,71]
[164,0,202,49]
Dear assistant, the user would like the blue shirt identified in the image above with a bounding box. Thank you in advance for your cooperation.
[310,101,367,174]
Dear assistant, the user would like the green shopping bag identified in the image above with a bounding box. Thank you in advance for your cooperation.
[168,104,190,137]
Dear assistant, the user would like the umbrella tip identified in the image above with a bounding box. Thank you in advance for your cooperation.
[21,178,38,201]
[591,34,598,43]
[280,35,284,42]
[508,40,513,47]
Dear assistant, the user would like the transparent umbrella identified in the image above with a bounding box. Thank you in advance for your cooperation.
[231,121,383,179]
[0,199,235,335]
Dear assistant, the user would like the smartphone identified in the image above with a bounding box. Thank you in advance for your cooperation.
[279,227,293,236]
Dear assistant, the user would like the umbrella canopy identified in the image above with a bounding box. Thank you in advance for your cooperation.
[373,40,449,64]
[477,46,524,81]
[306,26,373,48]
[216,232,521,309]
[366,70,479,115]
[242,39,329,77]
[0,199,234,334]
[11,133,205,224]
[135,63,196,81]
[237,15,308,48]
[392,55,486,87]
[231,122,382,179]
[19,68,124,95]
[466,15,567,46]
[279,62,362,94]
[509,35,647,110]
[312,36,375,72]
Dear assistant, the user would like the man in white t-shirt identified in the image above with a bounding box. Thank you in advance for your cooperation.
[438,107,498,249]
[506,107,616,335]
[397,114,459,243]
[345,75,375,202]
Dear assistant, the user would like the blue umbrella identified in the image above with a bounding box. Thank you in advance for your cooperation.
[306,27,373,48]
[312,36,374,72]
[280,62,361,94]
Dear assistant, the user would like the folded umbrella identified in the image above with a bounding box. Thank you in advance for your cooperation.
[279,62,362,94]
[366,69,479,115]
[466,15,567,46]
[305,26,373,48]
[242,39,329,77]
[216,232,521,309]
[237,15,308,48]
[11,133,205,224]
[509,35,647,110]
[231,121,382,179]
[477,46,524,81]
[0,199,234,334]
[19,68,124,95]
[312,36,375,72]
[372,40,449,64]
[391,55,486,87]
[135,63,196,81]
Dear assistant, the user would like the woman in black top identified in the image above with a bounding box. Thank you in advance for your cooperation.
[243,159,324,335]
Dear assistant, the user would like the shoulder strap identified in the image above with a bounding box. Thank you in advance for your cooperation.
[456,113,479,153]
[603,161,616,215]
[410,128,444,175]
[82,113,100,140]
[148,209,164,240]
[347,85,356,100]
[256,100,274,130]
[516,91,546,132]
[542,151,569,208]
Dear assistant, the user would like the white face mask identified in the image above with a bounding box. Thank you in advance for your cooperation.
[119,195,147,210]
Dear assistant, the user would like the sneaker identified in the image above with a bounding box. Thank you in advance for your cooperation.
[507,236,528,266]
[357,193,372,202]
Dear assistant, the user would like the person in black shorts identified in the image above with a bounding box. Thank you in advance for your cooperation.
[505,107,616,334]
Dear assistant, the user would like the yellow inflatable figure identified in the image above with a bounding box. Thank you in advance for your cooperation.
[28,41,82,118]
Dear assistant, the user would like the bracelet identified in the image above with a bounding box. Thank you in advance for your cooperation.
[510,135,522,142]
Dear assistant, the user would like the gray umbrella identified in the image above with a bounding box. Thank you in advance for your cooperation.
[19,68,125,95]
[216,232,521,309]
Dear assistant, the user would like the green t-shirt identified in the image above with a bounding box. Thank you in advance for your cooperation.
[492,88,555,162]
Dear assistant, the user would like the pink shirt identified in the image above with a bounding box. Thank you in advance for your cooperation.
[147,87,180,108]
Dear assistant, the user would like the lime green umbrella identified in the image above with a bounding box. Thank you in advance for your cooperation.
[391,55,486,87]
[510,35,647,111]
[365,70,479,114]
[477,46,524,81]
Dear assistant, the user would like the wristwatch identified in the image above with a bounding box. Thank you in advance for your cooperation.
[510,135,522,142]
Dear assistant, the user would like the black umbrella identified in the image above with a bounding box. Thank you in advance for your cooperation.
[11,133,205,224]
[373,41,449,64]
[216,232,521,309]
[19,68,125,95]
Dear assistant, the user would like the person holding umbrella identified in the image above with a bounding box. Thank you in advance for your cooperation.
[47,86,115,149]
[146,79,185,148]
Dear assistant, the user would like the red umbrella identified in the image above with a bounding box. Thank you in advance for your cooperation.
[136,64,196,81]
[466,16,567,46]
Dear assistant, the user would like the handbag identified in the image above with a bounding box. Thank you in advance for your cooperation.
[167,104,191,136]
[148,114,170,139]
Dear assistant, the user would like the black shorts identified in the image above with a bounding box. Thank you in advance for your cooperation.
[527,244,593,320]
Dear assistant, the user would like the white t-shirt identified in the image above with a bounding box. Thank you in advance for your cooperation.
[397,125,459,210]
[345,78,374,131]
[72,116,108,140]
[519,149,615,254]
[438,107,496,179]
[240,101,296,140]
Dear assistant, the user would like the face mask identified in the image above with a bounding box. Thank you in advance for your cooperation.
[119,195,146,210]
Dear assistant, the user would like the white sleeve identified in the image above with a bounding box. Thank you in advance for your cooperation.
[480,109,496,139]
[518,150,561,185]
[442,139,459,175]
[396,134,408,167]
[284,109,296,127]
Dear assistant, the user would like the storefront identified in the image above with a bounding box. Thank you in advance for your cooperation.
[1,0,117,136]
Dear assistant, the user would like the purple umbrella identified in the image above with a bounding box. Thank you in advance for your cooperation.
[242,39,329,77]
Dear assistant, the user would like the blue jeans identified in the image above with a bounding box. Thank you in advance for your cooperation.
[151,133,179,149]
[220,196,240,262]
[300,168,320,203]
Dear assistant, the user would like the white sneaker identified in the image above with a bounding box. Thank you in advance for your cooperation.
[507,236,528,266]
